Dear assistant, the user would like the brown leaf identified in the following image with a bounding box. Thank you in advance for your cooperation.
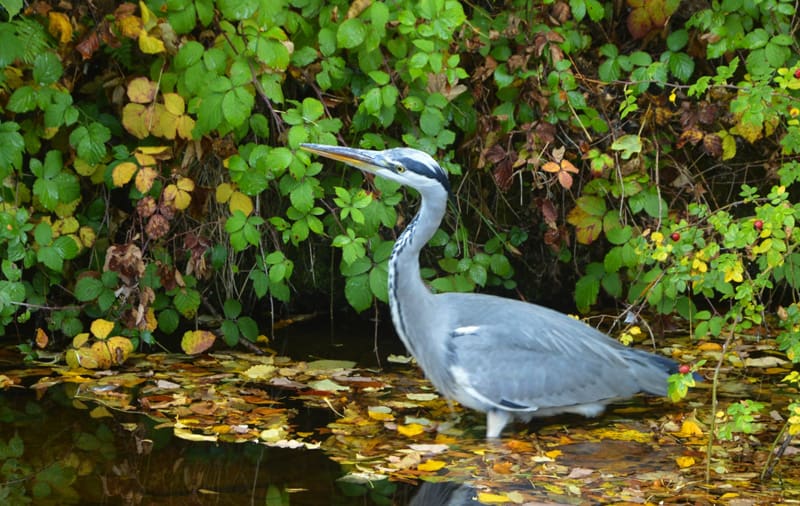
[181,330,216,355]
[104,244,145,285]
[703,133,723,158]
[76,30,100,60]
[492,160,514,192]
[145,213,170,240]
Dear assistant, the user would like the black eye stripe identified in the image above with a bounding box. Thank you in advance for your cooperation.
[399,157,451,193]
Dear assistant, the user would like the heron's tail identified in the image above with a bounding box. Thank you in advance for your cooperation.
[624,348,700,396]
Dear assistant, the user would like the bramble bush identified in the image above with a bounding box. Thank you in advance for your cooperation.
[0,0,799,472]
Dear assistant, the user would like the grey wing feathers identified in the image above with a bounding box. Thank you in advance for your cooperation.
[440,292,674,413]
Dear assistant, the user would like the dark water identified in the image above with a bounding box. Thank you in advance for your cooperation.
[0,317,441,506]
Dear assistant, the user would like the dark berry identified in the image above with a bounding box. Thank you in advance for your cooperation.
[754,219,764,231]
[795,69,800,79]
[678,364,691,374]
[671,232,680,241]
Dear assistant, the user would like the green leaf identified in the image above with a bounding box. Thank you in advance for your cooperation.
[0,121,24,173]
[7,86,37,113]
[223,299,242,319]
[337,18,366,49]
[217,0,258,19]
[53,236,79,260]
[369,265,389,302]
[345,273,372,312]
[575,274,600,313]
[173,288,201,318]
[221,320,239,346]
[69,122,110,165]
[33,52,63,85]
[238,316,259,341]
[75,277,104,301]
[222,87,255,127]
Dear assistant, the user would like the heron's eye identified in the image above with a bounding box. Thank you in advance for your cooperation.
[395,164,406,173]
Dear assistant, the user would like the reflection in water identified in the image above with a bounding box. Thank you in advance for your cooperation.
[408,481,476,506]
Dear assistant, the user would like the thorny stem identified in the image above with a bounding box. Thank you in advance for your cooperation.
[706,325,735,483]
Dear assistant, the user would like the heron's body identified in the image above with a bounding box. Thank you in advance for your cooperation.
[302,143,681,438]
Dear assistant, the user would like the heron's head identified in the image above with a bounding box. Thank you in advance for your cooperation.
[301,143,451,195]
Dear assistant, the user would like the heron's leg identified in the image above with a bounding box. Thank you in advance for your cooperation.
[486,410,512,438]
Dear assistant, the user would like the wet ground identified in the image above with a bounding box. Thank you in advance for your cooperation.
[1,316,799,505]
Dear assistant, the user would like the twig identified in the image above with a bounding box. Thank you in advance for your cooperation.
[706,325,735,483]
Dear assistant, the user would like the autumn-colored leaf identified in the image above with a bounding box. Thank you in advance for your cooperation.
[122,103,153,139]
[127,77,158,104]
[72,332,90,348]
[216,182,234,203]
[675,455,696,468]
[417,459,446,471]
[90,318,115,339]
[163,178,193,210]
[181,330,216,355]
[542,161,560,173]
[91,341,113,368]
[476,492,512,503]
[48,12,73,44]
[135,166,158,193]
[674,419,704,438]
[118,15,142,39]
[557,170,574,189]
[242,364,277,380]
[163,93,185,115]
[79,226,97,247]
[35,328,49,348]
[139,30,166,54]
[76,30,100,59]
[112,161,138,187]
[397,423,425,437]
[107,336,134,365]
[229,191,253,216]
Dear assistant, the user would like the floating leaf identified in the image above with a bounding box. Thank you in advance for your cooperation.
[397,423,425,437]
[417,459,446,471]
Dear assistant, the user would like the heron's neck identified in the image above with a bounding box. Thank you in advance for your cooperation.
[388,191,447,357]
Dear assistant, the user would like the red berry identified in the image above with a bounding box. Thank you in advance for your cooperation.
[670,232,680,241]
[795,69,800,79]
[678,364,691,374]
[754,219,763,231]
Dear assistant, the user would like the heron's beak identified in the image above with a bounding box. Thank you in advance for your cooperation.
[300,143,385,174]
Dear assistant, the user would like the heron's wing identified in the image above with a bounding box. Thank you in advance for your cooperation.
[441,295,664,413]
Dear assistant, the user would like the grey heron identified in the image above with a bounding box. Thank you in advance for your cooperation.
[301,143,685,438]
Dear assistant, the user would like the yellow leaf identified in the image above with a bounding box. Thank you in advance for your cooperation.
[146,308,157,331]
[177,177,195,192]
[48,12,73,44]
[79,226,96,248]
[229,191,254,216]
[57,216,80,235]
[542,161,561,173]
[139,1,158,29]
[174,425,218,442]
[90,341,113,368]
[675,455,695,468]
[35,328,49,348]
[367,406,395,421]
[181,330,216,355]
[151,103,177,139]
[72,332,90,348]
[135,166,158,193]
[216,183,234,203]
[242,364,277,380]
[90,405,113,418]
[397,423,425,437]
[163,93,185,115]
[122,103,152,139]
[112,162,138,187]
[545,449,562,459]
[721,132,737,160]
[90,319,114,339]
[724,261,744,283]
[118,15,142,39]
[107,336,134,365]
[674,419,704,438]
[163,183,192,210]
[127,77,158,104]
[476,492,511,503]
[417,459,446,472]
[177,115,196,139]
[138,30,166,54]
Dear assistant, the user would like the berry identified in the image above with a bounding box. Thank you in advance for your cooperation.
[754,219,764,231]
[795,69,800,79]
[670,232,680,241]
[678,364,691,374]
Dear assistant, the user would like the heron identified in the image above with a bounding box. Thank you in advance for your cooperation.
[301,143,685,438]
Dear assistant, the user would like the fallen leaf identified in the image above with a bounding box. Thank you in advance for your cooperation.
[476,492,511,503]
[676,455,696,468]
[417,459,446,472]
[90,319,114,339]
[398,423,425,437]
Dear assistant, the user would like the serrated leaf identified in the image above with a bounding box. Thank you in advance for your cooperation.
[181,330,216,354]
[112,162,138,187]
[337,18,366,49]
[90,318,114,339]
[75,277,104,301]
[345,273,372,312]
